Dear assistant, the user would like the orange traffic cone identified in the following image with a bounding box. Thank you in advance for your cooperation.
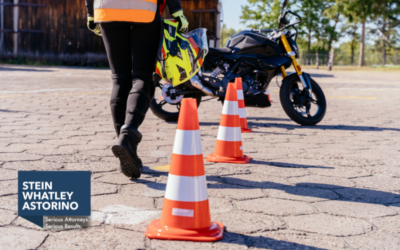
[206,83,251,164]
[145,98,224,242]
[234,78,252,133]
[264,88,272,102]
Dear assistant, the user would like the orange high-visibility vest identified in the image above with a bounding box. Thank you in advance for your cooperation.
[94,0,158,23]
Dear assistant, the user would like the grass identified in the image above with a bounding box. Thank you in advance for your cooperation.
[0,58,61,66]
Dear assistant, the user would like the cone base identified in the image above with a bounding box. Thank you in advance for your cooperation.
[145,220,224,242]
[241,128,253,133]
[205,153,251,164]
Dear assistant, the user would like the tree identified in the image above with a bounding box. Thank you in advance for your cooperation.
[297,0,329,59]
[322,0,343,53]
[339,0,378,66]
[369,1,400,65]
[240,0,283,29]
[341,22,360,65]
[240,0,343,58]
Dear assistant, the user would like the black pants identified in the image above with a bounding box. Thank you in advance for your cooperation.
[100,12,161,135]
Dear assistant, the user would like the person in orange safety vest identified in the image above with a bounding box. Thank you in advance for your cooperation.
[85,0,189,179]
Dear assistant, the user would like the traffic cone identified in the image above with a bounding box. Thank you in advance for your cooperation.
[264,88,272,102]
[206,83,251,164]
[234,78,252,133]
[145,98,224,242]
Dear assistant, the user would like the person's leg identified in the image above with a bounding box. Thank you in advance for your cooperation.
[101,22,142,179]
[100,22,132,136]
[124,12,162,129]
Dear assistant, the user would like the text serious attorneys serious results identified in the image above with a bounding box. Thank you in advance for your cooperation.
[21,182,79,210]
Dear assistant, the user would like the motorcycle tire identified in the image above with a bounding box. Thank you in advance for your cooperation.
[280,75,326,126]
[150,94,201,122]
[149,77,202,122]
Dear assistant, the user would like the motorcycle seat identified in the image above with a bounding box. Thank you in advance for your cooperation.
[208,47,233,54]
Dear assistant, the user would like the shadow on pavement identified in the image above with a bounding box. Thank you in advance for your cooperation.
[222,232,326,250]
[251,160,334,169]
[261,123,400,132]
[199,122,219,126]
[247,117,291,122]
[141,166,400,207]
[199,118,290,127]
[309,73,334,78]
[0,109,18,113]
[0,109,61,117]
[0,67,53,72]
[212,176,400,207]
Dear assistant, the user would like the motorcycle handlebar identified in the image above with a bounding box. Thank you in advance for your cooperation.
[279,10,302,29]
[287,10,302,25]
[277,10,302,41]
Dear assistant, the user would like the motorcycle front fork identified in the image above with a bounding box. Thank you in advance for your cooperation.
[280,34,313,97]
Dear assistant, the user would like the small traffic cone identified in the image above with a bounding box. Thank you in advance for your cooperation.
[264,88,272,102]
[206,83,251,164]
[234,78,252,133]
[145,98,224,242]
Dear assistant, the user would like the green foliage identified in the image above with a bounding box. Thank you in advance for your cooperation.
[340,22,360,64]
[220,24,241,47]
[338,0,376,22]
[237,0,400,66]
[240,0,283,29]
[368,1,400,64]
[240,0,342,53]
[297,0,328,52]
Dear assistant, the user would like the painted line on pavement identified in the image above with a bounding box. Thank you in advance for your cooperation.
[53,91,111,96]
[152,165,170,172]
[336,88,400,91]
[269,90,379,99]
[327,96,378,100]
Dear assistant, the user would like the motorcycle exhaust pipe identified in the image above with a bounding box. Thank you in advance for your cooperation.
[190,75,217,97]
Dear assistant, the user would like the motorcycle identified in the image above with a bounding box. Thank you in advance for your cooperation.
[150,0,326,126]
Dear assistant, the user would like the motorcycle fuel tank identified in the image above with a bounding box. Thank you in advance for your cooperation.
[226,30,283,56]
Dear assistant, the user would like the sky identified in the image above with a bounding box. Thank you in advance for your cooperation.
[220,0,250,30]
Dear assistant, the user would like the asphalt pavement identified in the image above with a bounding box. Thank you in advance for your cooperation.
[0,64,399,249]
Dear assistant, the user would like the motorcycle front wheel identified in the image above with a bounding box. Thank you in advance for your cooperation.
[279,75,326,126]
[150,76,202,122]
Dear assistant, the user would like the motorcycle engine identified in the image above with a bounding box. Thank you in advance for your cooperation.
[242,72,269,95]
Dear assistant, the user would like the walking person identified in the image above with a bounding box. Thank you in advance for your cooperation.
[85,0,189,179]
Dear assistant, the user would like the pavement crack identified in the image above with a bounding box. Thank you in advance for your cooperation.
[35,233,49,250]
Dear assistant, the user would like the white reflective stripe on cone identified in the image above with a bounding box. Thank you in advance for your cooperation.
[172,208,194,217]
[264,89,270,94]
[217,126,242,142]
[222,100,238,116]
[238,108,246,118]
[172,130,202,155]
[165,174,208,202]
[236,90,244,100]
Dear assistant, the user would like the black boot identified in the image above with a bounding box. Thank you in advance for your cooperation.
[111,125,143,179]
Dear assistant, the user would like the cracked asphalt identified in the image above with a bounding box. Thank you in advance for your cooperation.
[0,64,399,249]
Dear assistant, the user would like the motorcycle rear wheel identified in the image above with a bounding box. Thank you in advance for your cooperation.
[280,75,326,126]
[150,77,202,122]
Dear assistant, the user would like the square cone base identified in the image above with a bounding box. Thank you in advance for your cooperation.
[205,153,251,164]
[145,220,224,242]
[241,128,253,133]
